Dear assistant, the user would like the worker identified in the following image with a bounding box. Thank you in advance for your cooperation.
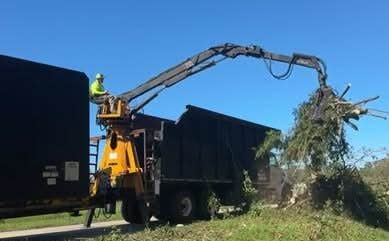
[89,73,115,111]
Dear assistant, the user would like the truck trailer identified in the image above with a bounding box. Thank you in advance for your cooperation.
[0,54,90,218]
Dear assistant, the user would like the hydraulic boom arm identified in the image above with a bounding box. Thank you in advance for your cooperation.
[98,43,328,122]
[118,43,327,105]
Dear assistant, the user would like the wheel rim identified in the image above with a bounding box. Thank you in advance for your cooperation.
[179,197,193,217]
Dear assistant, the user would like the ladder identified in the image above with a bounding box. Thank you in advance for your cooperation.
[89,135,105,182]
[144,130,162,194]
[131,129,155,194]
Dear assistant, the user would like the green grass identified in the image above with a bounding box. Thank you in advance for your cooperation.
[0,205,122,232]
[2,205,389,241]
[90,208,389,241]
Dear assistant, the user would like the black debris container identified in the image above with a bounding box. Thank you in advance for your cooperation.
[132,105,277,193]
[0,55,90,205]
[159,105,274,184]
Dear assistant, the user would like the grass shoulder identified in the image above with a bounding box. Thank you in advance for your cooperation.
[91,207,389,241]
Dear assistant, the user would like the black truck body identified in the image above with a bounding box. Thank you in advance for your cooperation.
[0,55,90,217]
[131,105,276,205]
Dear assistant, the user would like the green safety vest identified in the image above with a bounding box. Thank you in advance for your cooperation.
[90,80,105,96]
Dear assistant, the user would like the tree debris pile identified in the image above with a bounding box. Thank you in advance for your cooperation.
[257,87,385,171]
[283,88,356,170]
[255,86,389,228]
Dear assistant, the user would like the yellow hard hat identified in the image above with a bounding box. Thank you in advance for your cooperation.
[96,73,104,80]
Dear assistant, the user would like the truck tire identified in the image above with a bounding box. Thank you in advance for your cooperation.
[121,199,149,224]
[170,191,196,223]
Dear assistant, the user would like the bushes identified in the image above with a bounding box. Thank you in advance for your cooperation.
[310,167,389,228]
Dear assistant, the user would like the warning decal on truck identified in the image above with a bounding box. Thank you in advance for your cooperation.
[42,165,58,185]
[65,161,79,181]
[47,178,56,185]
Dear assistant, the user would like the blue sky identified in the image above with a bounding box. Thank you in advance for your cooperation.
[1,1,388,150]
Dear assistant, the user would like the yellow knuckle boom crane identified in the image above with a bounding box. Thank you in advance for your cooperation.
[89,43,329,225]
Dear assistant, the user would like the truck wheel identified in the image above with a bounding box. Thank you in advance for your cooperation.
[170,191,196,223]
[121,199,150,224]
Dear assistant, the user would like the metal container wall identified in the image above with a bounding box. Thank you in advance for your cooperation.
[0,55,90,202]
[159,105,276,183]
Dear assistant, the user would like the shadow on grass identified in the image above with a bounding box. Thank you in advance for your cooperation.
[311,167,389,230]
